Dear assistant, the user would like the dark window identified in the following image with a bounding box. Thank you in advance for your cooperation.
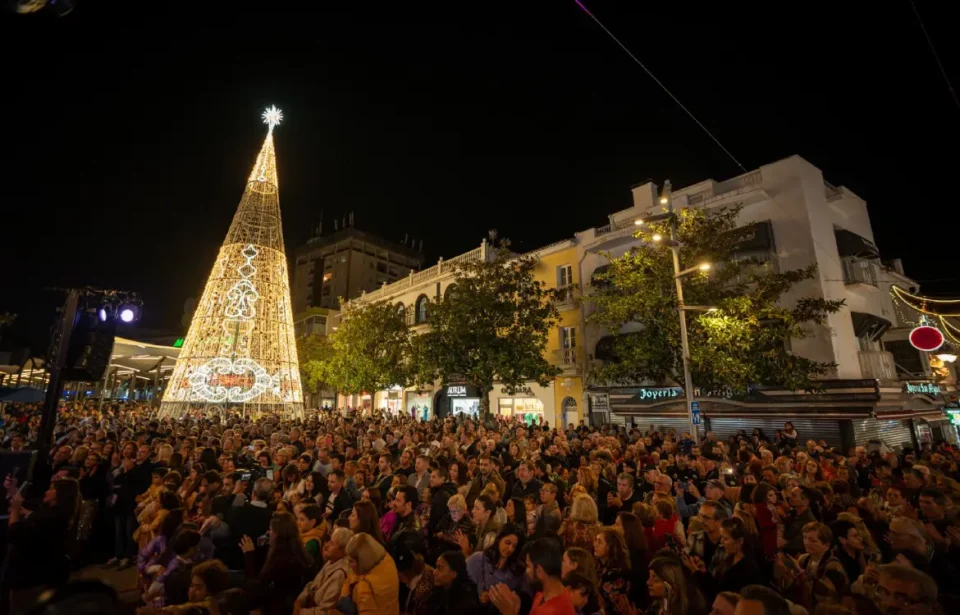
[415,295,429,323]
[885,339,925,377]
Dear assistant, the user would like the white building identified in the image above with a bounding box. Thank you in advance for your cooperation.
[577,155,955,449]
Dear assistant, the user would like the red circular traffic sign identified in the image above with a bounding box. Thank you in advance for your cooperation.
[909,325,944,352]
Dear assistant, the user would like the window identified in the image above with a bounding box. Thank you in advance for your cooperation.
[885,340,925,377]
[557,264,573,288]
[561,326,577,349]
[415,295,429,324]
[397,303,405,318]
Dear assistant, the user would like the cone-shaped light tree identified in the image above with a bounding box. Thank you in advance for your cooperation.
[160,107,303,418]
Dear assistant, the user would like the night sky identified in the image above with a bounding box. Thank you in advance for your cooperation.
[2,2,958,352]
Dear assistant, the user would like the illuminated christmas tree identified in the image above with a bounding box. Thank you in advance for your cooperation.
[160,107,303,418]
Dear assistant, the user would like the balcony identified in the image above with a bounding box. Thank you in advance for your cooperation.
[858,350,897,381]
[554,285,579,309]
[552,347,582,369]
[842,256,879,288]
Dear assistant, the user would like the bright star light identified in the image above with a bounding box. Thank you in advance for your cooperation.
[262,106,283,132]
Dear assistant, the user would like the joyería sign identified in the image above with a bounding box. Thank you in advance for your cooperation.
[636,387,683,401]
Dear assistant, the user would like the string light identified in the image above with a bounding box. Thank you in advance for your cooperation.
[161,108,302,418]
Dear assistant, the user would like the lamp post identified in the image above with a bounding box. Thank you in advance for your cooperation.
[642,181,711,445]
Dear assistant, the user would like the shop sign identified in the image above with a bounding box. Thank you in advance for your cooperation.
[501,386,534,395]
[904,382,941,395]
[448,385,469,397]
[587,392,610,413]
[945,407,960,427]
[636,386,683,401]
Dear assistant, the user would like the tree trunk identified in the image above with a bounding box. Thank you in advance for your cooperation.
[481,384,492,423]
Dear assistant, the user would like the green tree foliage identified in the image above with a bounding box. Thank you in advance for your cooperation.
[590,206,844,394]
[415,241,562,418]
[319,301,411,395]
[296,333,335,395]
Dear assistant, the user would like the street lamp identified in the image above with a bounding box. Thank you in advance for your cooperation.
[651,180,706,444]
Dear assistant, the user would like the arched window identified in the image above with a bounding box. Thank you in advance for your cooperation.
[443,283,457,302]
[397,303,405,320]
[415,295,429,324]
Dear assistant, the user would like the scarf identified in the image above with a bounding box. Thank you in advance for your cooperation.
[301,525,325,547]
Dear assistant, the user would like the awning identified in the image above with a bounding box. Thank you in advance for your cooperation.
[835,229,880,259]
[851,312,892,341]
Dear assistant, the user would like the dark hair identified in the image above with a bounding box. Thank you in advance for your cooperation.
[830,520,858,549]
[192,559,230,596]
[562,571,604,615]
[171,528,202,555]
[720,517,748,554]
[328,469,345,482]
[483,523,526,572]
[299,504,323,525]
[352,500,386,544]
[305,471,328,499]
[160,491,182,511]
[475,494,496,515]
[396,485,419,508]
[740,585,790,615]
[214,588,250,615]
[616,512,648,554]
[199,448,220,470]
[597,526,631,570]
[152,467,170,478]
[432,465,449,481]
[438,549,469,582]
[202,470,221,485]
[522,538,564,579]
[919,488,948,506]
[751,482,776,506]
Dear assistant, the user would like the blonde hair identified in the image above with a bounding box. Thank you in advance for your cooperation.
[569,484,587,499]
[480,482,500,499]
[632,502,655,527]
[577,466,598,494]
[569,494,599,524]
[346,532,387,574]
[447,494,467,511]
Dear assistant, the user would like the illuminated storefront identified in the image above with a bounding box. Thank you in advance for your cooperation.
[491,382,555,426]
[405,390,433,421]
[376,386,403,415]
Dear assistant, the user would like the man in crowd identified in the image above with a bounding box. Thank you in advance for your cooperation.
[510,460,542,500]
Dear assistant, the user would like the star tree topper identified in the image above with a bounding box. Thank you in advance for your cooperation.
[262,105,283,134]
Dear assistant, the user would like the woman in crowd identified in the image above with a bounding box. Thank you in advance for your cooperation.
[562,571,604,615]
[635,556,706,615]
[593,526,632,615]
[801,459,824,486]
[616,511,650,607]
[339,532,400,614]
[449,460,470,498]
[349,498,386,545]
[4,478,81,611]
[241,511,314,615]
[425,550,482,614]
[505,496,528,538]
[466,524,527,603]
[297,504,326,559]
[559,494,601,550]
[560,546,599,585]
[685,517,760,599]
[301,471,328,509]
[297,527,355,615]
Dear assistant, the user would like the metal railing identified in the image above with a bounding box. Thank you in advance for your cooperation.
[858,350,897,381]
[358,243,487,304]
[842,257,878,287]
[555,285,578,305]
[552,347,581,366]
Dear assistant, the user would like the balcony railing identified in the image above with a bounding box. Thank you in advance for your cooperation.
[858,350,897,381]
[842,257,878,287]
[554,285,579,307]
[552,347,582,367]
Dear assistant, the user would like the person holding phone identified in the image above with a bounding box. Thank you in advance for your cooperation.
[4,478,81,611]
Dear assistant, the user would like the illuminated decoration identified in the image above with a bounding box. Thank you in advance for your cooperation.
[909,324,945,352]
[173,338,184,348]
[160,107,302,418]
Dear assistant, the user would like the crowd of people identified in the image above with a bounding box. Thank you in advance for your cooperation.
[1,400,959,615]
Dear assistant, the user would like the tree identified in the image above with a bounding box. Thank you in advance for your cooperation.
[590,205,844,394]
[415,241,562,419]
[296,333,335,398]
[320,300,411,397]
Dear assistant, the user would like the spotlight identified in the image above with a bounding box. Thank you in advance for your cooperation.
[98,307,108,322]
[119,308,135,323]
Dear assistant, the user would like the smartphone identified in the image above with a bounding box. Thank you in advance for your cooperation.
[241,473,252,482]
[265,469,274,481]
[256,534,269,547]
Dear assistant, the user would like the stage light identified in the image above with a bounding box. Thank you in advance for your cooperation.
[99,308,108,322]
[119,308,135,323]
